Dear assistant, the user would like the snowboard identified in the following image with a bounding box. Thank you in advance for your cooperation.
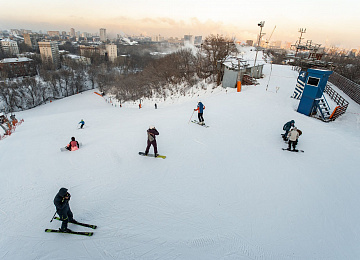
[282,148,304,153]
[60,142,82,151]
[138,152,166,159]
[191,120,209,128]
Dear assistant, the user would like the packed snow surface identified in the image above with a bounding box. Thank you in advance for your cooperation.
[1,61,360,260]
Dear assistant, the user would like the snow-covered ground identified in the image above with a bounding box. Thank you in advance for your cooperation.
[1,57,360,259]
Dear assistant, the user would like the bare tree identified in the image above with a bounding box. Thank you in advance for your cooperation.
[202,34,238,85]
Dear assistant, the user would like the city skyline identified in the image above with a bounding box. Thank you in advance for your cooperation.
[1,0,359,49]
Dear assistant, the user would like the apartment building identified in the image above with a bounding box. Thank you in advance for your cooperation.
[38,41,60,68]
[1,39,20,55]
[105,44,117,62]
[0,57,36,78]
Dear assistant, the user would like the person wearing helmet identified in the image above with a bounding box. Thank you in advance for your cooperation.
[66,137,79,151]
[53,188,77,232]
[78,119,85,129]
[282,120,295,141]
[145,126,159,157]
[194,101,205,125]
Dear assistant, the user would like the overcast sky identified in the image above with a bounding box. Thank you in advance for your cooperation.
[1,0,359,49]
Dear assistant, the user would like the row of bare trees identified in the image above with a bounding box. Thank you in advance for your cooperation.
[109,34,237,102]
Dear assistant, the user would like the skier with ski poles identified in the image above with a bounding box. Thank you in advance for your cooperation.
[53,188,77,232]
[194,101,205,125]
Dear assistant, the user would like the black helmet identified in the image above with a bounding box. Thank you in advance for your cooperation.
[58,188,68,197]
[71,137,75,141]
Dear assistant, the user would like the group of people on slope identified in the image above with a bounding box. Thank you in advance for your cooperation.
[283,120,302,151]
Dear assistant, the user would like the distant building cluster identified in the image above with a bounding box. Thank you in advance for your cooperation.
[0,26,359,80]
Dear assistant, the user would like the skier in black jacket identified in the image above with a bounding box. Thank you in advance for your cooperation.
[54,188,77,232]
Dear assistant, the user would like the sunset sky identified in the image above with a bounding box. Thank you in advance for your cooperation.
[1,0,359,49]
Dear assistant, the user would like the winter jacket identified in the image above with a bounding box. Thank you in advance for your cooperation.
[147,128,159,142]
[54,188,71,216]
[67,140,79,151]
[287,128,300,141]
[283,120,295,131]
[79,120,85,125]
[195,102,205,113]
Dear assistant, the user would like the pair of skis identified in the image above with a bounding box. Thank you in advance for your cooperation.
[45,217,97,236]
[191,120,209,128]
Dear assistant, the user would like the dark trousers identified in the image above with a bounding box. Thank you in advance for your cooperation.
[288,140,297,150]
[145,140,158,155]
[80,124,84,128]
[198,113,204,122]
[283,130,289,140]
[58,209,74,230]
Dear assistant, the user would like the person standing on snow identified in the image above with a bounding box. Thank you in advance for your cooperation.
[78,119,85,129]
[66,137,79,151]
[54,188,77,232]
[145,126,159,157]
[287,127,300,151]
[194,101,205,125]
[282,120,295,141]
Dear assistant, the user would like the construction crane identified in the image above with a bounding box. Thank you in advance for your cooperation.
[265,26,276,48]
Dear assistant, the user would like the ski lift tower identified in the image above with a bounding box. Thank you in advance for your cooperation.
[294,28,306,57]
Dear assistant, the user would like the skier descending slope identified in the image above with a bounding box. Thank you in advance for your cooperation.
[53,188,77,232]
[194,101,205,125]
[144,126,159,157]
[78,119,85,129]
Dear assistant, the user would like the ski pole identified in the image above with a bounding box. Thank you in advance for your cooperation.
[188,110,195,124]
[50,211,57,222]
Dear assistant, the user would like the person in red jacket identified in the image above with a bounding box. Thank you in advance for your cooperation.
[144,126,159,157]
[66,137,79,151]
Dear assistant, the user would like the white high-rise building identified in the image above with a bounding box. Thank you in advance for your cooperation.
[38,41,60,68]
[1,39,20,55]
[100,28,106,42]
[105,44,117,62]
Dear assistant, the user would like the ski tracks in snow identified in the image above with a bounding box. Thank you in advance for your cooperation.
[185,234,302,260]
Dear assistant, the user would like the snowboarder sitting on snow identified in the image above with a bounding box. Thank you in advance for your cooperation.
[78,119,85,129]
[194,101,205,125]
[66,137,79,151]
[145,126,159,157]
[287,127,300,151]
[54,188,77,232]
[282,120,295,141]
